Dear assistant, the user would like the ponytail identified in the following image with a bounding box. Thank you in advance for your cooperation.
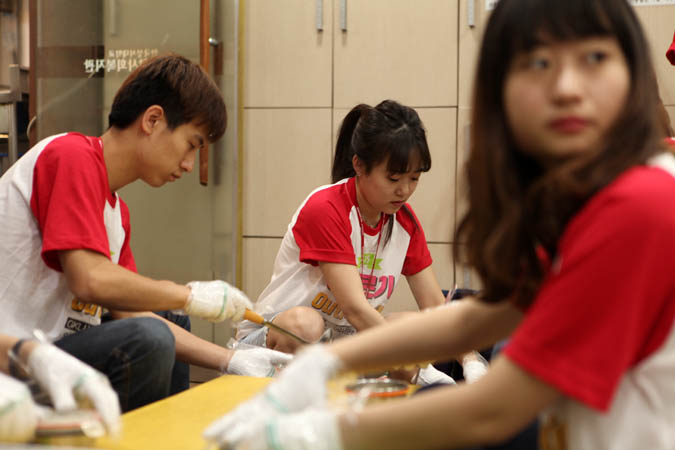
[332,104,371,183]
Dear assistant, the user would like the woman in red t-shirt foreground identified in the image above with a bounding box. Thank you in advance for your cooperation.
[206,0,675,448]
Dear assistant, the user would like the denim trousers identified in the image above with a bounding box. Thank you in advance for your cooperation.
[54,311,191,412]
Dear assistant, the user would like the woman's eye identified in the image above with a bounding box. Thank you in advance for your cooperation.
[528,57,549,70]
[388,177,400,182]
[585,51,607,64]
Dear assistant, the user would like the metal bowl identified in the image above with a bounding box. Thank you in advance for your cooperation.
[345,378,409,398]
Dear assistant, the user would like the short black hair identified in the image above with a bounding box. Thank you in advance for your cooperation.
[108,54,226,142]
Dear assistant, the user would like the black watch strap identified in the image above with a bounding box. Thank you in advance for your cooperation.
[8,338,30,379]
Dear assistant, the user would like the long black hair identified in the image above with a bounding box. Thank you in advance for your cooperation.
[455,0,665,308]
[332,100,432,245]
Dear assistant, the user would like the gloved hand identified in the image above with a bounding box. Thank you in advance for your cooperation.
[414,364,456,387]
[184,280,252,322]
[0,372,38,442]
[203,345,342,446]
[224,347,293,377]
[231,409,343,450]
[27,343,121,435]
[461,351,489,384]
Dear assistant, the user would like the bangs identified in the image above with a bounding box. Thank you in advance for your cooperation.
[501,0,616,55]
[195,107,227,142]
[382,130,431,174]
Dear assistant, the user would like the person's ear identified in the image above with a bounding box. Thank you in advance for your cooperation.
[352,154,365,177]
[141,105,165,135]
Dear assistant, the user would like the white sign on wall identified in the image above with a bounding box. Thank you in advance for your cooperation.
[487,0,675,11]
[83,48,159,75]
[629,0,675,5]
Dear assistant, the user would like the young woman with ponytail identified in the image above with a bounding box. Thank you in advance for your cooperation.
[236,100,458,383]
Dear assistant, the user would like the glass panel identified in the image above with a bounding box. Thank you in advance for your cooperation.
[212,0,240,346]
[35,0,104,138]
[33,0,239,345]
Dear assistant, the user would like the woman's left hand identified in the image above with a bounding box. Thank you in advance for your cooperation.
[204,345,342,446]
[212,408,343,450]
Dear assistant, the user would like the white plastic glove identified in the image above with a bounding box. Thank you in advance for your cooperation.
[461,351,489,384]
[27,343,121,436]
[415,364,456,387]
[224,347,294,377]
[203,345,342,446]
[184,280,253,322]
[234,409,343,450]
[0,372,38,442]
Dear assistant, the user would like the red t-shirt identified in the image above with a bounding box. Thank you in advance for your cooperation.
[292,176,431,275]
[505,165,675,411]
[31,133,135,272]
[0,132,135,340]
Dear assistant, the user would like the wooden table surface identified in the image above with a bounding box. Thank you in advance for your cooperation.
[35,373,407,449]
[92,375,272,450]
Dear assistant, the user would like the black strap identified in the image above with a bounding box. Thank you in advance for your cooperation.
[8,338,29,379]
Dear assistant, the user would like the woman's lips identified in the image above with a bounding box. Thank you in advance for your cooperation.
[549,117,589,133]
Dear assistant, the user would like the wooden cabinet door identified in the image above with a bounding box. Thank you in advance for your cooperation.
[333,0,458,108]
[243,108,332,237]
[455,107,472,239]
[383,243,455,313]
[458,0,492,108]
[242,237,283,302]
[632,4,675,105]
[244,0,333,107]
[667,106,675,129]
[406,108,457,244]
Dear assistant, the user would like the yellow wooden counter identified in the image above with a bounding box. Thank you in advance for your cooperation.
[36,374,404,449]
[94,375,271,450]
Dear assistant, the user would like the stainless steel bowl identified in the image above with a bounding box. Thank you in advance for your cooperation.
[345,378,409,398]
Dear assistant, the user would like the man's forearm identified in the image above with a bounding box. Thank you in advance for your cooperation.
[110,311,233,370]
[59,249,190,312]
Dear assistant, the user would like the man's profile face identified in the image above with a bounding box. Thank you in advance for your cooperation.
[139,119,208,187]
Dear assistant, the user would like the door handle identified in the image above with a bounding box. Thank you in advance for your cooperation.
[199,0,211,186]
[468,0,476,28]
[316,0,323,31]
[340,0,347,32]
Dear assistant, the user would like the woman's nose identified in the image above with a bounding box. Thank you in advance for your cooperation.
[551,64,583,104]
[396,180,411,197]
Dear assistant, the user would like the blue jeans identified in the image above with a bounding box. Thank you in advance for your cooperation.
[54,312,188,412]
[154,310,191,395]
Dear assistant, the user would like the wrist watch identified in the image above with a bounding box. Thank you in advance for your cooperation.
[8,338,31,379]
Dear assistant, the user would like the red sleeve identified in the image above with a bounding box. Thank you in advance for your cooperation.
[117,198,137,273]
[504,168,675,411]
[30,135,112,271]
[399,205,432,276]
[292,187,356,266]
[667,30,675,65]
